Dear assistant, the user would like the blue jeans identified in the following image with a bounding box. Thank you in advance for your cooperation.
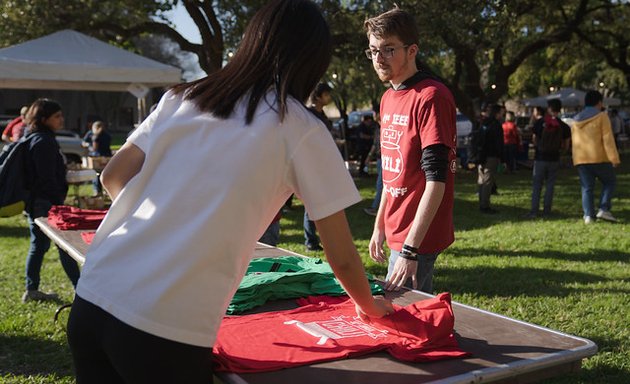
[371,158,383,210]
[303,211,319,247]
[530,160,559,214]
[577,163,616,218]
[386,249,438,293]
[26,199,80,291]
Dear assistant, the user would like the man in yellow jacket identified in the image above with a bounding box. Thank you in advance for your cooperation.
[571,90,621,224]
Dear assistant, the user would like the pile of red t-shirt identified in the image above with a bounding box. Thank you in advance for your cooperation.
[47,205,107,230]
[81,231,96,245]
[213,292,469,372]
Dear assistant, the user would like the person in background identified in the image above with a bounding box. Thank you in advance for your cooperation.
[22,99,80,303]
[82,121,112,195]
[502,111,520,173]
[365,7,457,293]
[609,108,624,147]
[478,104,504,213]
[571,90,620,224]
[363,111,382,216]
[82,121,112,157]
[2,106,28,143]
[67,1,393,382]
[525,99,571,219]
[357,114,377,176]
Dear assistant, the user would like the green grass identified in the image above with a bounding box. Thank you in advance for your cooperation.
[1,155,628,383]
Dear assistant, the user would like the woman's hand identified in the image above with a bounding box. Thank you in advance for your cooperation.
[355,297,395,322]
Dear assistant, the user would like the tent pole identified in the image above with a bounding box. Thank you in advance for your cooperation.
[137,96,147,124]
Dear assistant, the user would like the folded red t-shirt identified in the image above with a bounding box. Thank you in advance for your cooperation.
[213,292,469,373]
[47,205,107,230]
[80,231,96,245]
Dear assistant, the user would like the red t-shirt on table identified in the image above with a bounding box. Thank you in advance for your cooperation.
[213,292,468,373]
[379,78,456,254]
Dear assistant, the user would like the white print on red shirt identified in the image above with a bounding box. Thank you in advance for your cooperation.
[284,315,389,345]
[381,123,405,183]
[384,184,408,198]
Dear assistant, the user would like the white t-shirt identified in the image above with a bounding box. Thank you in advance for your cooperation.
[76,90,360,347]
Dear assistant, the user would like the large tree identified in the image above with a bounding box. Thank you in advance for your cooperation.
[2,0,628,116]
[401,0,594,118]
[574,0,630,96]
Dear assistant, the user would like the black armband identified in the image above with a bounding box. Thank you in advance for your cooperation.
[421,144,450,182]
[402,244,419,254]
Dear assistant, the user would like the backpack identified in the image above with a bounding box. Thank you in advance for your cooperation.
[539,116,563,155]
[0,134,35,217]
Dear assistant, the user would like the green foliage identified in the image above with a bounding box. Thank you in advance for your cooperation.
[0,0,175,47]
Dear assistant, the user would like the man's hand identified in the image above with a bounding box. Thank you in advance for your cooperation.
[368,228,387,263]
[355,297,395,323]
[385,257,418,291]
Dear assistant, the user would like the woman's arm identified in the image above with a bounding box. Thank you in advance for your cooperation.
[316,210,393,321]
[100,141,145,200]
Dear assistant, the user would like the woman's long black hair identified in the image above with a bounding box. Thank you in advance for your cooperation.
[172,0,332,124]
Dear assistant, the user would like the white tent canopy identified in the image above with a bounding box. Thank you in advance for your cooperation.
[521,87,620,108]
[0,29,182,92]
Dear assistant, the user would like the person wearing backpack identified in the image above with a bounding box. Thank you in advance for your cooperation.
[571,90,620,224]
[22,99,80,302]
[525,99,571,219]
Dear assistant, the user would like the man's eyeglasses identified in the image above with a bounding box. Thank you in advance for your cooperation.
[364,45,409,60]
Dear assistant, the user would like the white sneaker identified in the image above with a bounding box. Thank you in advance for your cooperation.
[584,216,594,224]
[596,210,618,222]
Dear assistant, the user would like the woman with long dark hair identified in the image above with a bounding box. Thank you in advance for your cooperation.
[67,1,393,382]
[23,98,80,302]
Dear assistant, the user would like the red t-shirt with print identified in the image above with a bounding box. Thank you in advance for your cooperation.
[213,292,468,372]
[379,78,456,253]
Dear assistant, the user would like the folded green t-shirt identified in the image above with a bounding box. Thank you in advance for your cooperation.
[228,256,384,314]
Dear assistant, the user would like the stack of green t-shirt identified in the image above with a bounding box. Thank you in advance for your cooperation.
[228,256,384,314]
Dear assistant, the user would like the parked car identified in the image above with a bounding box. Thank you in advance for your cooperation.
[55,130,88,164]
[0,116,87,163]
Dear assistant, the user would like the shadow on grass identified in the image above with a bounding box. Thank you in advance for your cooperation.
[540,364,630,384]
[448,247,630,263]
[0,334,73,378]
[0,224,29,239]
[437,265,623,297]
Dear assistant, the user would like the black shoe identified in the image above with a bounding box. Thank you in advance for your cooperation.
[480,207,499,214]
[305,244,323,251]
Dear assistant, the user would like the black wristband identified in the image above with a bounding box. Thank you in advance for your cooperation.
[399,249,418,261]
[402,244,419,254]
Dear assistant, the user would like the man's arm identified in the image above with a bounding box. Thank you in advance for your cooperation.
[385,143,449,291]
[385,180,445,290]
[601,116,621,166]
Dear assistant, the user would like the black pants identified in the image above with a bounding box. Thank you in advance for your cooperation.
[67,295,213,384]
